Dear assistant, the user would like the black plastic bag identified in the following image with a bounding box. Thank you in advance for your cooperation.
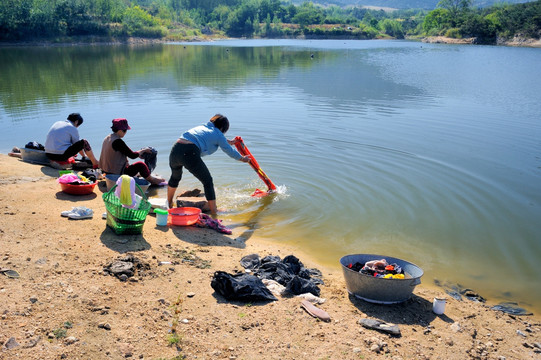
[211,271,277,302]
[261,255,281,264]
[240,254,261,270]
[282,255,303,274]
[285,275,321,296]
[239,253,324,296]
[25,141,44,151]
[256,261,296,286]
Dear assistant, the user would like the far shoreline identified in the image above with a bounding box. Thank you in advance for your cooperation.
[1,34,541,48]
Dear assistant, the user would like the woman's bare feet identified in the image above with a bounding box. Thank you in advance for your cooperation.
[146,175,166,186]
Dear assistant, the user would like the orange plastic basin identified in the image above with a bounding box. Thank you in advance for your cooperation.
[168,207,201,226]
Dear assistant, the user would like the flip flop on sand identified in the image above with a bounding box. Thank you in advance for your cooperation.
[300,300,331,322]
[358,318,401,336]
[0,268,20,279]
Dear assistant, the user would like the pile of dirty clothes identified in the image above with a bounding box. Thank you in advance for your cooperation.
[211,254,324,302]
[347,258,405,279]
[241,254,324,295]
[57,172,95,186]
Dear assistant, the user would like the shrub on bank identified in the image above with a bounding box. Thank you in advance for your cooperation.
[445,28,462,38]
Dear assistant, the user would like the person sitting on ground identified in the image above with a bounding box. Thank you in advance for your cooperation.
[99,118,165,185]
[44,113,99,168]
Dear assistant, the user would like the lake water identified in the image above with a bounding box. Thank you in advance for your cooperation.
[1,39,540,313]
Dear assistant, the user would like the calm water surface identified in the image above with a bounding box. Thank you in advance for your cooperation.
[1,40,540,312]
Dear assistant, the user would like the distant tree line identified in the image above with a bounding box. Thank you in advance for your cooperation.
[0,0,539,44]
[423,0,541,43]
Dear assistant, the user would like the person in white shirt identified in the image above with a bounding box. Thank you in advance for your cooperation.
[44,113,99,168]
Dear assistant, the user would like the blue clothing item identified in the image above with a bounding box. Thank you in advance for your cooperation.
[44,120,80,154]
[180,122,242,160]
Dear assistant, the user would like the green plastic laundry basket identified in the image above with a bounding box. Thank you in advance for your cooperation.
[102,184,151,235]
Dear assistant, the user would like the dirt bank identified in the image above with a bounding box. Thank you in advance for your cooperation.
[422,35,541,47]
[1,154,540,360]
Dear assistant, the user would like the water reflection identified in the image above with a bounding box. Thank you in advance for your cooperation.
[0,44,428,117]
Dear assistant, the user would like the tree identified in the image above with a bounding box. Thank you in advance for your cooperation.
[362,12,379,28]
[264,13,272,36]
[423,8,451,34]
[122,5,162,36]
[292,2,323,27]
[224,2,257,37]
[460,12,497,42]
[0,0,32,39]
[380,19,404,38]
[437,0,473,26]
[209,5,232,30]
[284,4,297,23]
[253,12,260,35]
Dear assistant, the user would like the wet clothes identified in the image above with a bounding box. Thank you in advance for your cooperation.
[211,271,277,302]
[139,146,157,173]
[239,254,323,297]
[195,213,232,234]
[347,259,404,278]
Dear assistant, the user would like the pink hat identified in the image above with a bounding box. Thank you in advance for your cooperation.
[112,118,131,131]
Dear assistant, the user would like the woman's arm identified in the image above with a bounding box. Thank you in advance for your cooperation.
[112,139,140,159]
[217,133,243,160]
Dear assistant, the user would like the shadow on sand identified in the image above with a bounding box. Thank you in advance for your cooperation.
[347,293,455,328]
[99,227,151,253]
[170,226,246,249]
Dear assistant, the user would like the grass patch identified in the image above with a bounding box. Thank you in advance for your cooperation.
[155,356,186,360]
[53,328,67,339]
[163,293,185,356]
[166,248,211,269]
[51,320,73,338]
[167,332,181,345]
[63,321,73,329]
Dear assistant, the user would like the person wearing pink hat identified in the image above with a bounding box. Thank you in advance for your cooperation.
[99,118,165,185]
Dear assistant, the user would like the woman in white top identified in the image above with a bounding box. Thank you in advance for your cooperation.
[44,113,98,168]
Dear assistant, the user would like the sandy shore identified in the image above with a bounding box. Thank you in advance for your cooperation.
[1,154,540,360]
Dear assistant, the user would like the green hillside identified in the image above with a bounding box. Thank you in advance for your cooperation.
[1,0,540,45]
[293,0,535,10]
